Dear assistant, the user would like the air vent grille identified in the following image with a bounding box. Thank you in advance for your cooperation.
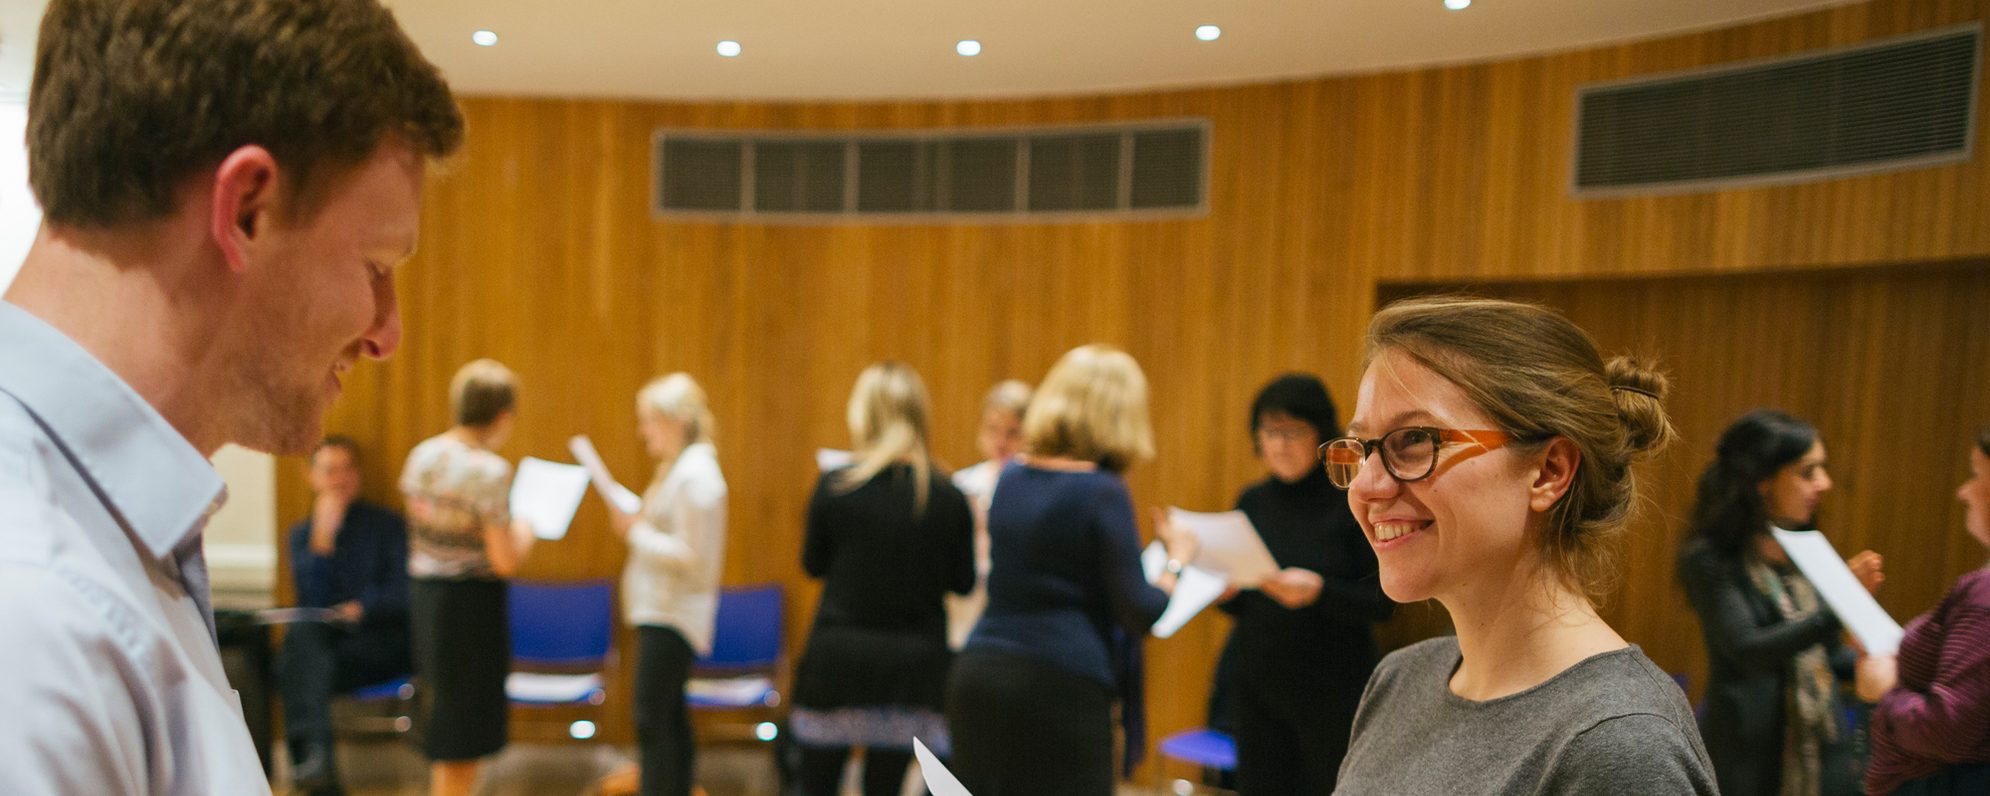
[1575,25,1979,195]
[654,121,1207,222]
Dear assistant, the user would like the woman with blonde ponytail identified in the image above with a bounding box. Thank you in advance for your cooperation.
[791,362,975,796]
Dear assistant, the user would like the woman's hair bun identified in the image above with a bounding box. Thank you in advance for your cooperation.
[1605,355,1677,457]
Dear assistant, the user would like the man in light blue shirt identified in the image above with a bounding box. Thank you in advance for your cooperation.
[0,1,462,793]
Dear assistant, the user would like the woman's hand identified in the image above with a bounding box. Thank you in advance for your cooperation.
[1150,508,1200,567]
[1847,549,1885,594]
[1259,567,1324,609]
[608,507,637,538]
[1856,654,1898,703]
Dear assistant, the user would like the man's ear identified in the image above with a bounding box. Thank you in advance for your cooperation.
[208,145,282,274]
[1529,436,1582,513]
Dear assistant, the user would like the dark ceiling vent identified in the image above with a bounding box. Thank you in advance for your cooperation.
[653,121,1208,222]
[1574,24,1980,196]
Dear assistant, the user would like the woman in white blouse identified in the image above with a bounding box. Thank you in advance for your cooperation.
[947,379,1031,649]
[607,373,729,796]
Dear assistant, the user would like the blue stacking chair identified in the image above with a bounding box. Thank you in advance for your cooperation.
[336,675,417,736]
[506,580,616,739]
[1158,728,1237,794]
[686,584,786,743]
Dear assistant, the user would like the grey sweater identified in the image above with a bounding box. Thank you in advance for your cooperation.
[1335,637,1717,795]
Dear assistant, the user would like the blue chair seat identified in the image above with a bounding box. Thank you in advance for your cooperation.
[685,674,778,708]
[687,584,786,743]
[1159,728,1237,772]
[348,676,414,702]
[505,672,607,706]
[506,580,616,735]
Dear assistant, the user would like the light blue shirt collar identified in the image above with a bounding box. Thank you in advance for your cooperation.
[0,301,225,562]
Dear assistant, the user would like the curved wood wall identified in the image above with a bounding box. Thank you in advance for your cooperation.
[277,0,1990,775]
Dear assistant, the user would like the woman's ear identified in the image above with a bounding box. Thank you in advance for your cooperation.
[1529,437,1581,513]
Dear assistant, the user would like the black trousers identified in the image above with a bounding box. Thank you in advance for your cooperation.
[1230,667,1358,795]
[278,621,410,787]
[796,745,914,796]
[634,626,697,796]
[945,649,1115,796]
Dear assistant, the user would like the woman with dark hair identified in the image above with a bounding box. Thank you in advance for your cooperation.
[1858,427,1990,794]
[1209,374,1391,793]
[1677,409,1882,796]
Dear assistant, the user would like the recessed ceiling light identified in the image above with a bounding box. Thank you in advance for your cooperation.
[1444,0,1471,9]
[716,40,742,57]
[1195,25,1221,42]
[471,29,498,47]
[956,40,982,57]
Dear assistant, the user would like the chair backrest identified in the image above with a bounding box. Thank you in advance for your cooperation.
[698,583,783,670]
[510,579,615,668]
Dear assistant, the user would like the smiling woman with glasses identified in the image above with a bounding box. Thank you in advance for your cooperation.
[1331,296,1716,794]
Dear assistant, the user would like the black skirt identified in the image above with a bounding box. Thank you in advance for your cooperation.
[411,578,510,761]
[792,624,952,711]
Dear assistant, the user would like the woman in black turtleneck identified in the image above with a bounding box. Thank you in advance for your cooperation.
[1216,374,1394,794]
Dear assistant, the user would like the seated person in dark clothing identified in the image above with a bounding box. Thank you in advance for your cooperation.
[281,436,412,794]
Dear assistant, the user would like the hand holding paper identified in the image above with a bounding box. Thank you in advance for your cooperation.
[1141,541,1230,639]
[1166,507,1280,587]
[1771,527,1903,655]
[568,435,642,515]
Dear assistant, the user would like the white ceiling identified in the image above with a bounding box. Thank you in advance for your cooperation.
[0,0,1857,103]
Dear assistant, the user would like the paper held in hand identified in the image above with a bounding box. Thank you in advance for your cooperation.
[509,456,591,540]
[568,435,642,515]
[1141,541,1229,639]
[1166,507,1280,587]
[816,448,853,472]
[913,737,973,796]
[252,607,340,625]
[1770,526,1904,655]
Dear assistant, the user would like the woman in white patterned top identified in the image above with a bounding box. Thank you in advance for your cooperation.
[400,358,535,796]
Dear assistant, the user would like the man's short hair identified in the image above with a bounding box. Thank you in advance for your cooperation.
[28,0,464,227]
[314,435,362,465]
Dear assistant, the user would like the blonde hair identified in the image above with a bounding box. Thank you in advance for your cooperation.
[834,362,935,513]
[450,358,518,428]
[1023,344,1155,473]
[1366,296,1676,602]
[637,373,716,449]
[982,380,1033,418]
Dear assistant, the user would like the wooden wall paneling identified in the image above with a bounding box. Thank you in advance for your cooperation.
[268,0,1990,771]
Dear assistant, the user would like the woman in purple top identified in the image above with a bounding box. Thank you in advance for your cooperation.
[1859,428,1990,795]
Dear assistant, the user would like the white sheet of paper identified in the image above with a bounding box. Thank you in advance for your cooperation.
[509,456,591,540]
[568,435,642,514]
[1168,507,1280,587]
[913,737,973,796]
[1771,526,1903,655]
[816,448,852,472]
[1140,541,1231,638]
